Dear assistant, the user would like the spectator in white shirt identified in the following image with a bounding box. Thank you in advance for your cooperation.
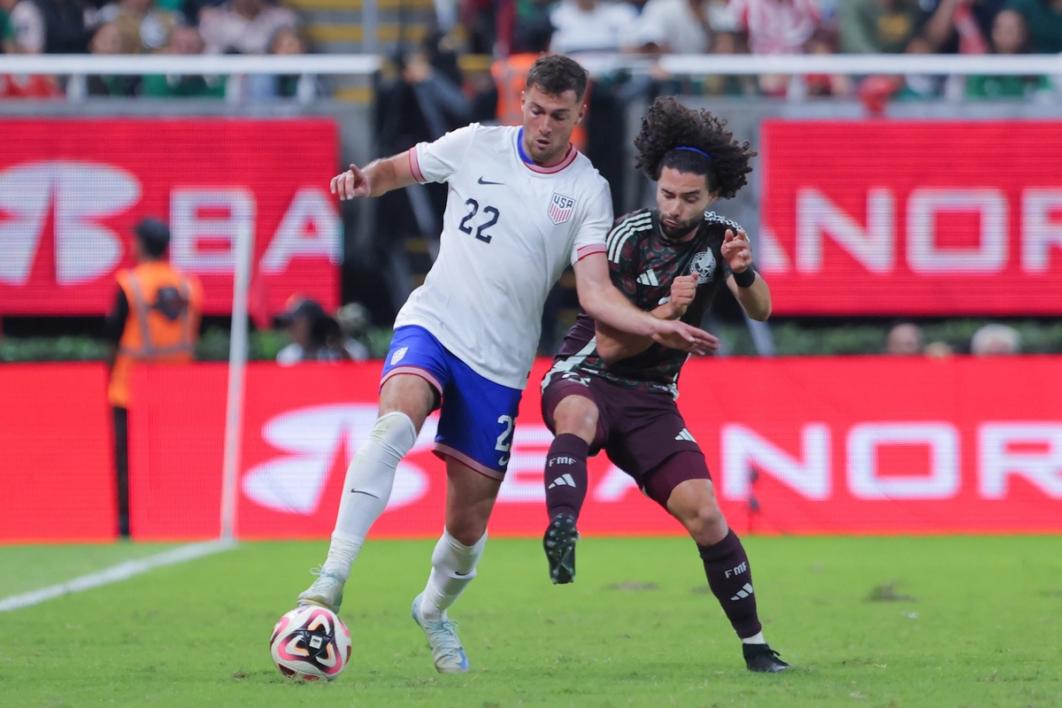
[549,0,639,53]
[198,0,296,54]
[731,0,820,54]
[633,0,738,53]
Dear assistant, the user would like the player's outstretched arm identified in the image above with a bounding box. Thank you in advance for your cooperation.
[330,150,419,200]
[594,274,698,364]
[721,229,771,321]
[574,253,719,357]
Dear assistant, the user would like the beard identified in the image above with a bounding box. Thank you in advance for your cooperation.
[659,216,701,241]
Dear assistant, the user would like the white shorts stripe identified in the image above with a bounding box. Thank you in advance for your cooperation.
[542,337,598,391]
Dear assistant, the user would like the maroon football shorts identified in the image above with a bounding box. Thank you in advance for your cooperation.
[541,372,711,506]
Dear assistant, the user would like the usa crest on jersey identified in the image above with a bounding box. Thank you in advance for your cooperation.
[548,193,576,225]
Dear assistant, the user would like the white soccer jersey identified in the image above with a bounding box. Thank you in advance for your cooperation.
[393,123,612,389]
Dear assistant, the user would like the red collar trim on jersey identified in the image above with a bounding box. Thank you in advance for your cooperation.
[516,128,577,174]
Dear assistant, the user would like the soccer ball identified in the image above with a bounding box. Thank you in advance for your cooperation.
[269,606,352,681]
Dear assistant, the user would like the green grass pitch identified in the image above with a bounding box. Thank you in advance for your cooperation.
[0,535,1059,707]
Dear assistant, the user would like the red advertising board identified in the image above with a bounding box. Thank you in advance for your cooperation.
[0,119,339,318]
[121,357,1062,540]
[761,121,1062,315]
[1,364,116,542]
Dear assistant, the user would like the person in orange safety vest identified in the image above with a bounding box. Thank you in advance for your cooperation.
[492,51,588,151]
[105,217,202,537]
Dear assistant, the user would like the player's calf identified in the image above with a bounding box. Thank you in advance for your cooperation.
[541,430,589,585]
[651,455,790,670]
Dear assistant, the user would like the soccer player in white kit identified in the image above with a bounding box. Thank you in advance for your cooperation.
[296,55,718,673]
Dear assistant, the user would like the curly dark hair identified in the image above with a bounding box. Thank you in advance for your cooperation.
[633,97,756,199]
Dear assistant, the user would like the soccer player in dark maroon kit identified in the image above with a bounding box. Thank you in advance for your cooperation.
[539,97,788,673]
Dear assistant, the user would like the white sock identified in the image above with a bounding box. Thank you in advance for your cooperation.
[741,631,766,645]
[419,530,487,621]
[320,411,417,580]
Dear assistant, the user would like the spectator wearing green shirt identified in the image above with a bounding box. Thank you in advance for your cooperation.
[87,22,140,96]
[894,34,947,100]
[1005,0,1062,52]
[1,0,15,54]
[141,25,225,98]
[967,9,1052,98]
[839,0,928,53]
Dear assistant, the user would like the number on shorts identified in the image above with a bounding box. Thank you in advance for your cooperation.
[495,415,514,453]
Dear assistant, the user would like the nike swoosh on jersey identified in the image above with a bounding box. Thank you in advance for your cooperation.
[477,176,504,185]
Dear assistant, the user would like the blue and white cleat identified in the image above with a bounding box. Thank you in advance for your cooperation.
[410,593,470,673]
[297,568,345,612]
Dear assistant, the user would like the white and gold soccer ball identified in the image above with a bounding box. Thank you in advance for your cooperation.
[269,606,352,681]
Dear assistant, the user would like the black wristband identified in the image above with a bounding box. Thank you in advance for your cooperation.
[733,267,757,288]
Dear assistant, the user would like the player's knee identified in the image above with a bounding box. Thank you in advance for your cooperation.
[361,411,417,463]
[379,375,436,429]
[446,519,487,547]
[344,412,415,496]
[552,395,599,441]
[682,501,728,546]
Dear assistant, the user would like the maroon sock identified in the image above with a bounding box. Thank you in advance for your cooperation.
[544,434,589,520]
[698,530,763,639]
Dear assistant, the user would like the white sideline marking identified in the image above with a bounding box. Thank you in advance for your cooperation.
[0,539,237,613]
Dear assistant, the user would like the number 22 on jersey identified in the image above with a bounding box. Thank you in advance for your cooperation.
[458,198,500,243]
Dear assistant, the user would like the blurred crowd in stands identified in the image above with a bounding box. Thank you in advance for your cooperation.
[884,321,1023,357]
[1,0,1057,358]
[1,0,1061,100]
[274,295,371,364]
[0,0,307,97]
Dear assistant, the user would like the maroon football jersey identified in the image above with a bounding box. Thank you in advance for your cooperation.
[550,208,742,393]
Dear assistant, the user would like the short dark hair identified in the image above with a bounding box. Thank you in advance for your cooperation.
[633,97,756,199]
[525,54,588,101]
[134,217,170,258]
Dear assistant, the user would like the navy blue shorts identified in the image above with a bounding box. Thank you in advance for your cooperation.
[382,325,522,479]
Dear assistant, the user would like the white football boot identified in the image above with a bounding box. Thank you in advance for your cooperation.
[410,593,470,673]
[297,568,345,612]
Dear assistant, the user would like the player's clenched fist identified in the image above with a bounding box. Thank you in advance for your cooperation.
[668,274,699,317]
[330,163,372,200]
[721,228,752,273]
